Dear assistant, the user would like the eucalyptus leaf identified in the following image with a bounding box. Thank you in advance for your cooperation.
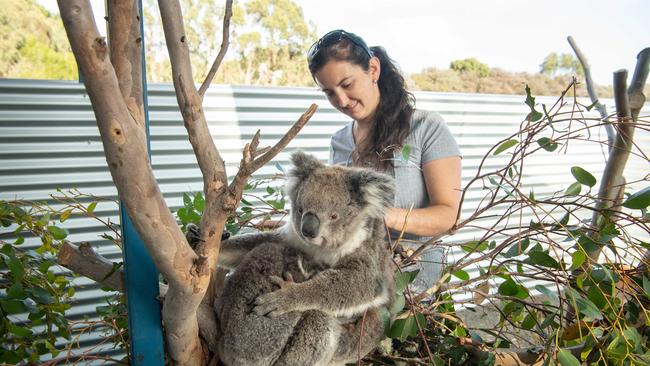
[622,186,650,209]
[452,269,470,281]
[498,278,519,296]
[528,251,560,269]
[569,250,586,271]
[86,201,97,214]
[493,139,518,155]
[401,144,411,162]
[394,270,419,294]
[537,137,558,152]
[565,182,582,197]
[47,225,68,240]
[570,166,596,187]
[557,348,581,366]
[535,285,559,302]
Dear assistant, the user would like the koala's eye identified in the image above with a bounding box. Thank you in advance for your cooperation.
[330,213,339,220]
[297,208,303,214]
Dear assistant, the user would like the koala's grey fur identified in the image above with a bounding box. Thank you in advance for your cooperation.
[215,151,395,366]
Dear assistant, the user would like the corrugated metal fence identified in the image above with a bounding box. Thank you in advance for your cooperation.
[1,78,648,360]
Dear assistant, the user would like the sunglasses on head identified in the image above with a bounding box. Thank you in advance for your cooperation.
[307,29,373,62]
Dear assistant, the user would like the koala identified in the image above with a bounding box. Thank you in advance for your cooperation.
[214,151,396,366]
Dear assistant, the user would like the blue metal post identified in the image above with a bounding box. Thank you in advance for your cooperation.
[118,0,165,364]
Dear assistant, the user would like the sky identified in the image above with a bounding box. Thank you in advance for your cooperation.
[298,0,649,86]
[42,0,649,86]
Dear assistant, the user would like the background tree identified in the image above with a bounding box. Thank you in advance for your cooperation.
[216,0,317,86]
[450,57,490,77]
[539,52,584,78]
[143,0,228,82]
[0,0,76,80]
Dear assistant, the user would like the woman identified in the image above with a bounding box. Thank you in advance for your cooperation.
[307,29,462,293]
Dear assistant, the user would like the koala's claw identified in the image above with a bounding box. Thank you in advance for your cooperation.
[253,291,290,317]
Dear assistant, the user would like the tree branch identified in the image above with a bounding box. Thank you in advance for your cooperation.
[588,48,650,261]
[198,0,233,98]
[57,241,125,292]
[627,48,650,121]
[56,244,221,355]
[567,36,612,146]
[108,0,145,126]
[57,0,194,282]
[59,1,205,364]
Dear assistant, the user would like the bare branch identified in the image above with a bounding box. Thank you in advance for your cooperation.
[627,47,650,121]
[57,241,125,292]
[227,104,317,198]
[108,0,145,126]
[567,36,612,145]
[198,0,233,98]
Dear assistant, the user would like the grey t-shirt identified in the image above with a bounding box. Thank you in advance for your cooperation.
[329,109,461,232]
[329,109,461,291]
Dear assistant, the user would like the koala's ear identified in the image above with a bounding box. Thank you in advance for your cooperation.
[285,151,324,196]
[288,151,324,181]
[346,169,395,218]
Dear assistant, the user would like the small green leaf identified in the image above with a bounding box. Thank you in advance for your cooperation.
[521,312,536,330]
[566,288,603,321]
[530,111,543,122]
[537,137,559,152]
[535,285,559,302]
[570,250,586,270]
[498,278,519,296]
[570,166,597,187]
[493,139,518,155]
[387,312,425,340]
[31,286,55,305]
[452,269,470,281]
[504,238,530,258]
[394,270,419,294]
[7,323,33,338]
[177,207,188,221]
[1,299,28,314]
[528,251,560,269]
[524,84,536,109]
[401,144,411,162]
[47,225,69,240]
[557,348,581,366]
[585,100,599,112]
[462,241,489,253]
[86,201,97,214]
[183,192,192,206]
[622,186,650,209]
[59,209,73,222]
[193,193,205,212]
[565,182,582,196]
[8,254,24,280]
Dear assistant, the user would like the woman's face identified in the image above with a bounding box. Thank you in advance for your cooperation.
[313,58,381,124]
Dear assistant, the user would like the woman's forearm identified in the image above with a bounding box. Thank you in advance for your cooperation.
[385,204,457,238]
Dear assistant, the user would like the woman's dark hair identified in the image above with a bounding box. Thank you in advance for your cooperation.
[308,31,415,171]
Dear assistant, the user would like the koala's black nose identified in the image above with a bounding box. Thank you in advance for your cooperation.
[300,212,320,238]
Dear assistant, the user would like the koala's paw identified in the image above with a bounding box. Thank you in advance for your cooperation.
[185,224,202,249]
[185,224,231,250]
[253,276,297,317]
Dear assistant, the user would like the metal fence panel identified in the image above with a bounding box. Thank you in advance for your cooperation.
[1,78,648,360]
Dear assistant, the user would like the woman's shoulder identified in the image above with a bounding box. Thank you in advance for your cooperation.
[410,109,445,128]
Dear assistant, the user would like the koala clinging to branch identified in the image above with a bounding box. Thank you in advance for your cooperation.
[214,151,395,366]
